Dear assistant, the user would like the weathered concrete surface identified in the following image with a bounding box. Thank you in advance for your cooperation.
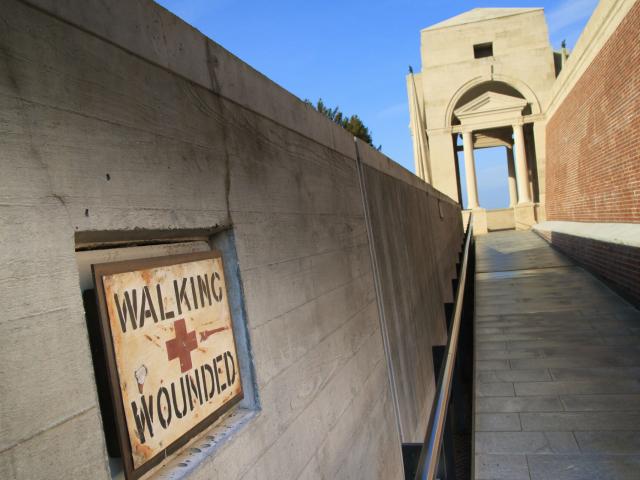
[0,1,462,479]
[473,231,640,479]
[363,164,462,442]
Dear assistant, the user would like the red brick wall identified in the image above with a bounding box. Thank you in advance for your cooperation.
[545,2,640,223]
[536,230,640,306]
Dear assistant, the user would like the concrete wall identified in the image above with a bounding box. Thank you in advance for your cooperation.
[362,157,462,442]
[0,1,462,479]
[545,0,640,223]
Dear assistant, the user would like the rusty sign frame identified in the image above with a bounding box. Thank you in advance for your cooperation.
[92,250,243,480]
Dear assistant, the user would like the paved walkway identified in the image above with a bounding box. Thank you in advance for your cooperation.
[473,231,640,480]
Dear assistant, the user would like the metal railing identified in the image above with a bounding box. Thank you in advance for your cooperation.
[414,214,474,480]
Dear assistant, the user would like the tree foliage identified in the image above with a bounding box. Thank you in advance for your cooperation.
[305,98,379,149]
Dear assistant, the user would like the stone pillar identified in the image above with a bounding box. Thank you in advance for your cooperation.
[512,123,531,204]
[462,131,480,209]
[506,147,518,207]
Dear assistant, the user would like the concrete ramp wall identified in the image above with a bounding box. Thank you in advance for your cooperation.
[0,1,462,478]
[361,152,462,443]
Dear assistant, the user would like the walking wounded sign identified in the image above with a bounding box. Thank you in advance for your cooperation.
[93,251,243,479]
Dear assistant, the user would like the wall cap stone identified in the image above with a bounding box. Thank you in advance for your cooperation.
[19,0,455,205]
[534,221,640,248]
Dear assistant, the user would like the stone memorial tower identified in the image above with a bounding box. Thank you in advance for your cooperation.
[407,8,560,233]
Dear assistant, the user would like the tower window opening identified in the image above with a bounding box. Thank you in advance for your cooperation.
[473,42,493,58]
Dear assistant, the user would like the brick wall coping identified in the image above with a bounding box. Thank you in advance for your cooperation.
[533,221,640,248]
[545,0,635,118]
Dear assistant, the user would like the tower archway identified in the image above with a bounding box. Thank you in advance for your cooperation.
[443,75,541,129]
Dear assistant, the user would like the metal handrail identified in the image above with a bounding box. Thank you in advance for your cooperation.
[414,214,474,480]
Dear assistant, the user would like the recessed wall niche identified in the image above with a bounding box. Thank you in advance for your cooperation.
[75,229,258,480]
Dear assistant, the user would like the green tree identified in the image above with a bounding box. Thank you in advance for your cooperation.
[305,98,379,149]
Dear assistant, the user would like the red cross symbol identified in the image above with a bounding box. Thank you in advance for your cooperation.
[165,319,198,373]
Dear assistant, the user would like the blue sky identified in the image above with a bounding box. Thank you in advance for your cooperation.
[156,0,598,209]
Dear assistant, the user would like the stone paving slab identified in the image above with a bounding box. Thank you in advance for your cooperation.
[475,432,580,454]
[514,380,640,396]
[476,396,563,413]
[476,413,522,431]
[477,382,516,397]
[560,394,640,411]
[527,454,640,480]
[475,454,530,479]
[520,412,640,431]
[473,231,640,479]
[477,369,552,383]
[574,431,640,454]
[550,367,640,381]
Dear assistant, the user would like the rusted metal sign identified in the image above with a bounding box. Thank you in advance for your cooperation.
[93,251,243,479]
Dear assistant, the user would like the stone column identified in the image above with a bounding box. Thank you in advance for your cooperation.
[512,123,531,204]
[506,147,518,207]
[462,131,480,209]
